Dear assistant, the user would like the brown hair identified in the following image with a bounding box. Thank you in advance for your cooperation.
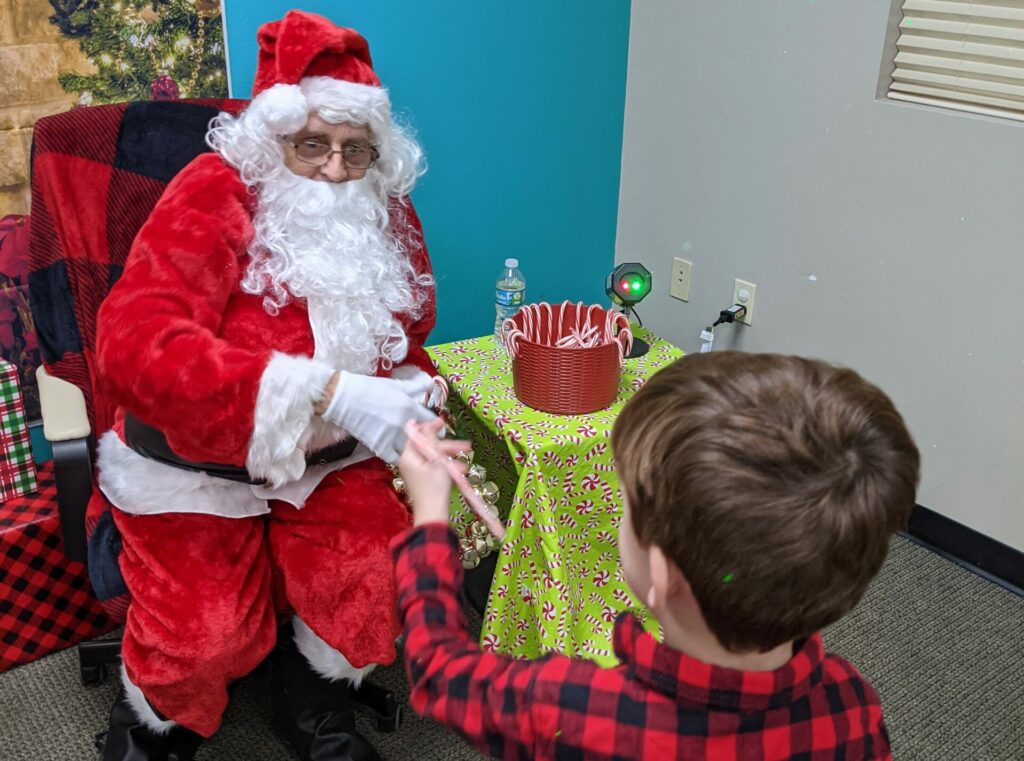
[612,352,919,652]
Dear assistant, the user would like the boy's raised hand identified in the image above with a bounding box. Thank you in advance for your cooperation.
[398,418,470,527]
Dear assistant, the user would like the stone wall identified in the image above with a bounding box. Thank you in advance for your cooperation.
[0,0,92,216]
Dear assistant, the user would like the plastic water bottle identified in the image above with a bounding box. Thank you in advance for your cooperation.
[494,258,526,342]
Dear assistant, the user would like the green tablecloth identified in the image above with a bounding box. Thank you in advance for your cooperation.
[427,328,683,666]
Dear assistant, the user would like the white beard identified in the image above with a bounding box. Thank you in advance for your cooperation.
[243,170,421,376]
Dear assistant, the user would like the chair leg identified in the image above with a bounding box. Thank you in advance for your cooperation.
[79,639,123,685]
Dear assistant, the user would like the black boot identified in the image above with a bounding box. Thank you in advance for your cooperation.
[97,688,203,761]
[271,634,384,761]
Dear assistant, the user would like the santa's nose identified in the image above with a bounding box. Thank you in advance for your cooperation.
[320,153,350,182]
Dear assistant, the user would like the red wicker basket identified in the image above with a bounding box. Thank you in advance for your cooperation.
[502,302,632,415]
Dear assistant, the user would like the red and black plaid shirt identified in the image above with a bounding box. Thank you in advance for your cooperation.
[392,524,892,760]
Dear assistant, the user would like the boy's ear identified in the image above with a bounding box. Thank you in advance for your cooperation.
[646,545,690,610]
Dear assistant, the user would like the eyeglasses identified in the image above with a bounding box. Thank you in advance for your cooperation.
[279,136,380,170]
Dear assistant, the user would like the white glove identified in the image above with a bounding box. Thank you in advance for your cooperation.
[321,371,436,463]
[391,364,448,411]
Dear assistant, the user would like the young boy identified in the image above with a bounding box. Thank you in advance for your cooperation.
[392,352,919,760]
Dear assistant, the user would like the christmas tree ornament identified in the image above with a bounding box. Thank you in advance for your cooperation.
[151,73,180,100]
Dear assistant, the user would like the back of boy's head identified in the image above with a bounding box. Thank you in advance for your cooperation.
[611,352,920,653]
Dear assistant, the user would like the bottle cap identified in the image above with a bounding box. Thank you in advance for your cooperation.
[504,258,519,268]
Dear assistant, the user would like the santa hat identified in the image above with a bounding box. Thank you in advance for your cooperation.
[247,10,390,135]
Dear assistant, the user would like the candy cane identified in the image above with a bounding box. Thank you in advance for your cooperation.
[503,314,526,356]
[431,375,450,408]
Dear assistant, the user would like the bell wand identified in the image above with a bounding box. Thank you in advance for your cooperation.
[403,421,506,540]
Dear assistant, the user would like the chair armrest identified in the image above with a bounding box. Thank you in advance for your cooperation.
[37,366,91,441]
[36,366,94,563]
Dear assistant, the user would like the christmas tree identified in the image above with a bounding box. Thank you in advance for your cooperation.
[49,0,228,104]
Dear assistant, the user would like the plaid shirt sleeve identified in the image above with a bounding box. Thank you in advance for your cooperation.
[392,523,551,759]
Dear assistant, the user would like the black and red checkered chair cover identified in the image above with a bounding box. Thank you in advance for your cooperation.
[28,99,246,618]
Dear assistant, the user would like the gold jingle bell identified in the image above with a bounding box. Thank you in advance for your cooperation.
[485,534,501,552]
[470,520,486,537]
[473,536,488,555]
[461,547,480,569]
[455,449,474,465]
[467,463,487,486]
[480,481,499,504]
[392,476,406,495]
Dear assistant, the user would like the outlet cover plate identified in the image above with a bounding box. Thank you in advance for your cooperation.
[732,279,756,325]
[670,257,693,301]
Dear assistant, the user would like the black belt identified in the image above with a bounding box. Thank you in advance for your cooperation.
[123,414,359,486]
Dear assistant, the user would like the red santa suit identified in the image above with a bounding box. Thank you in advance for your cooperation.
[93,15,438,741]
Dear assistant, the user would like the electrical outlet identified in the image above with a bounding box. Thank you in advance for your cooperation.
[732,279,756,325]
[670,258,693,301]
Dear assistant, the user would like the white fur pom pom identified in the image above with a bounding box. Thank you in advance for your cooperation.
[251,83,308,134]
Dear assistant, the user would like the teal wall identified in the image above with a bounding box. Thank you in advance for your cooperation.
[223,1,631,344]
[30,423,52,463]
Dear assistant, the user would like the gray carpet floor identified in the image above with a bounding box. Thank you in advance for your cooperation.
[1,535,1021,760]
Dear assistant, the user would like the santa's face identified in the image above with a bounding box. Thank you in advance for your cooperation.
[280,115,374,183]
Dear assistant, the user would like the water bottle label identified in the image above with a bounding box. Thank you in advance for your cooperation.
[496,288,524,307]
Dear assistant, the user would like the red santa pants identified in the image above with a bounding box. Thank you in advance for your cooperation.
[111,459,411,738]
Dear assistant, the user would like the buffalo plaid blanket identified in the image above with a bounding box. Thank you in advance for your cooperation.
[28,99,246,435]
[27,99,245,616]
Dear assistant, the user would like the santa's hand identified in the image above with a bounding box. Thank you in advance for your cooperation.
[321,371,436,464]
[391,365,449,412]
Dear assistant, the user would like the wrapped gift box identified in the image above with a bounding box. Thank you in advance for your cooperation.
[0,358,36,501]
[0,462,115,673]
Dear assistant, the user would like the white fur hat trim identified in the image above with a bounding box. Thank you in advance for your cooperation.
[250,83,308,134]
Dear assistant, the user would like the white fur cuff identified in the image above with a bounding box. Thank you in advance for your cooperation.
[121,664,177,735]
[293,616,376,687]
[246,352,335,488]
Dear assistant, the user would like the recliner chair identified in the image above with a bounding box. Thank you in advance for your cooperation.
[27,99,401,731]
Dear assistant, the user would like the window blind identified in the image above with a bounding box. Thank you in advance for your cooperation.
[888,0,1024,122]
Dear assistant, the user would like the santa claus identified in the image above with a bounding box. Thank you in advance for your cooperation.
[93,11,441,760]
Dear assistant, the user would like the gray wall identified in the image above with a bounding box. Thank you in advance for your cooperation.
[617,0,1024,550]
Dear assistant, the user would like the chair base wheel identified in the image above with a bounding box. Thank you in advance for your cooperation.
[81,663,106,685]
[78,638,122,686]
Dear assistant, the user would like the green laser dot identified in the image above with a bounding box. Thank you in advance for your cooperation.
[723,573,734,583]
